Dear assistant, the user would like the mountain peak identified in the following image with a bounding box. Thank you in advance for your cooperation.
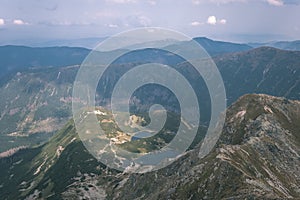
[110,94,300,199]
[192,36,212,41]
[220,93,300,145]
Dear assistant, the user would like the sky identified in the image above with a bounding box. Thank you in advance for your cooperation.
[0,0,300,44]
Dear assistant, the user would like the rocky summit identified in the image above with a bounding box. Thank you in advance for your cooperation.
[0,93,299,199]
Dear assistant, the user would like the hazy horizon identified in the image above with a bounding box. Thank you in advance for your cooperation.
[0,0,299,46]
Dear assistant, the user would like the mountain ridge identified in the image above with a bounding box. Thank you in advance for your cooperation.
[0,45,299,153]
[249,40,300,51]
[0,45,90,80]
[0,94,299,199]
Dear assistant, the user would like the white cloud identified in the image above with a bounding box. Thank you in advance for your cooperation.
[13,19,27,25]
[190,21,203,26]
[207,16,217,25]
[219,19,227,25]
[0,18,4,25]
[206,16,227,25]
[108,24,118,28]
[266,0,283,6]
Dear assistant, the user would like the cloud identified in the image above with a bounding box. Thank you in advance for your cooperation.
[190,21,203,26]
[0,18,4,25]
[207,16,227,25]
[13,19,27,25]
[219,19,227,25]
[266,0,283,6]
[207,16,217,25]
[107,24,118,28]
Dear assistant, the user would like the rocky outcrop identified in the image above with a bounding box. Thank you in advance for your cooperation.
[109,94,300,199]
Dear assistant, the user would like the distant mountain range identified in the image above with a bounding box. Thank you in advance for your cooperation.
[249,40,300,51]
[0,38,252,80]
[2,37,300,82]
[0,46,89,81]
[193,37,252,55]
[0,37,106,49]
[0,37,254,87]
[3,36,300,52]
[1,36,250,50]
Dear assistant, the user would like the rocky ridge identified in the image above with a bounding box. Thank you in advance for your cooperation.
[0,94,299,199]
